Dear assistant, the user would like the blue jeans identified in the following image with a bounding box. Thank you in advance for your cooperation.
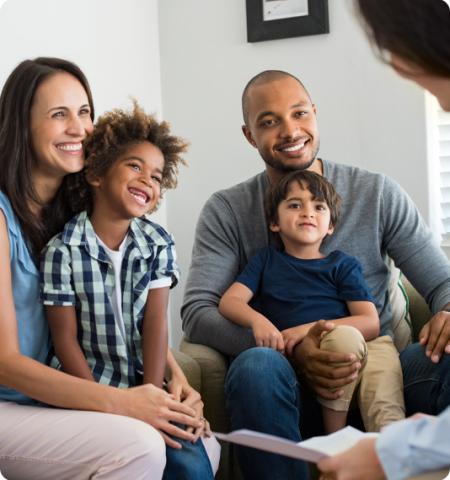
[225,347,310,480]
[401,342,450,415]
[163,430,213,480]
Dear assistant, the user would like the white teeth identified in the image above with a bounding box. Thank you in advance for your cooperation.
[282,142,305,152]
[129,189,148,206]
[57,143,82,151]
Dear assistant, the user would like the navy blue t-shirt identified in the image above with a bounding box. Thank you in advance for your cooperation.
[237,247,374,331]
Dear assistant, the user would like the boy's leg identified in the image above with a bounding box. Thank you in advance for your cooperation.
[318,325,367,432]
[0,402,166,480]
[163,433,220,480]
[358,336,405,432]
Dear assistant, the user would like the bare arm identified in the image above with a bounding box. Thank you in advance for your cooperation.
[219,282,284,351]
[0,212,200,443]
[339,300,380,340]
[45,305,94,380]
[142,287,169,388]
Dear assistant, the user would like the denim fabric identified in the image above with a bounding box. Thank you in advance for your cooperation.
[163,433,214,480]
[225,347,310,480]
[401,342,450,416]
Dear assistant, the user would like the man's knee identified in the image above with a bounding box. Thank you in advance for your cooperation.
[226,347,295,390]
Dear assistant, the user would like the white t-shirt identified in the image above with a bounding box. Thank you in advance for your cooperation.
[97,234,172,340]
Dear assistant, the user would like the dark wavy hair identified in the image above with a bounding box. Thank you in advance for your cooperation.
[265,170,341,242]
[69,101,188,215]
[356,0,450,77]
[0,57,94,257]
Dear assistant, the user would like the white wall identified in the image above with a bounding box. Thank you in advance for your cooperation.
[159,0,429,348]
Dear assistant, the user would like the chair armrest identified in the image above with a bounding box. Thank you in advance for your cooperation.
[180,338,230,433]
[170,348,202,393]
[403,278,432,341]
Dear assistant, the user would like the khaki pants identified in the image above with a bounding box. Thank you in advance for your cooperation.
[318,325,405,432]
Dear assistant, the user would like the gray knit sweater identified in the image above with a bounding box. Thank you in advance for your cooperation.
[182,160,450,356]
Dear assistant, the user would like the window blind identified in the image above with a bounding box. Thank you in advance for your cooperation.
[439,108,450,242]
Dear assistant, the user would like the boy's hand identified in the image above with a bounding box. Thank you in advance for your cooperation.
[253,318,285,352]
[282,324,311,356]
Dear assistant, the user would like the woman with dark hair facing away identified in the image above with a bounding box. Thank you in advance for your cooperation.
[0,57,207,480]
[318,1,450,479]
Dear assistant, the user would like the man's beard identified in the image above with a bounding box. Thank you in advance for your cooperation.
[262,140,320,173]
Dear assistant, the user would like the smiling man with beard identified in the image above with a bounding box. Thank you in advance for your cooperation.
[182,70,450,480]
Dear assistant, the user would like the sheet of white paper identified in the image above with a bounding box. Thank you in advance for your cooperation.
[214,426,378,463]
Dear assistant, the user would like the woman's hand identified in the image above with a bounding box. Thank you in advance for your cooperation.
[168,373,211,441]
[121,383,203,449]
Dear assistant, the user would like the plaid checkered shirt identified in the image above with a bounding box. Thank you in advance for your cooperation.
[41,211,179,388]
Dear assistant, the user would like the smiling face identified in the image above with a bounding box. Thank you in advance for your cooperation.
[242,75,321,181]
[30,72,93,180]
[90,141,164,221]
[390,53,450,111]
[270,180,333,259]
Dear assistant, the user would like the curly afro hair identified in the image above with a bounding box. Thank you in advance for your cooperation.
[69,101,188,214]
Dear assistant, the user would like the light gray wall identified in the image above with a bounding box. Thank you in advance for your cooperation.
[159,0,429,348]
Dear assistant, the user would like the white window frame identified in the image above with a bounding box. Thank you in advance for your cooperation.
[427,93,450,255]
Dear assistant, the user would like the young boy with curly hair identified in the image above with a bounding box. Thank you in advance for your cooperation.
[41,102,220,478]
[220,170,405,433]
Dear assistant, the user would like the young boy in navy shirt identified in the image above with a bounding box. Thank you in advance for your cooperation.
[220,170,404,433]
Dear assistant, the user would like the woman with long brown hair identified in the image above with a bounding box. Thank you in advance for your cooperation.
[0,57,205,479]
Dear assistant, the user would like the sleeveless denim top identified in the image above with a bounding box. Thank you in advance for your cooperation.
[0,192,49,404]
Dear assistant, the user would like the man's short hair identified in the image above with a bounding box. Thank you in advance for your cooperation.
[242,70,311,125]
[265,170,341,229]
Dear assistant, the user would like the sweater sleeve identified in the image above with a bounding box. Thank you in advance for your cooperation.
[381,175,450,313]
[181,193,255,356]
[376,407,450,480]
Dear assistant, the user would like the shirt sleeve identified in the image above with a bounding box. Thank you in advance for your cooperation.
[181,193,255,356]
[40,240,76,306]
[381,175,450,313]
[376,406,450,480]
[150,236,180,289]
[236,249,267,294]
[336,254,375,302]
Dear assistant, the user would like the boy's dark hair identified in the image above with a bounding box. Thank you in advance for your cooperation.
[70,101,188,214]
[265,170,341,229]
[356,0,450,77]
[0,57,94,257]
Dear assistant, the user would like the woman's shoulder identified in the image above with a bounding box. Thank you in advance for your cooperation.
[0,191,21,237]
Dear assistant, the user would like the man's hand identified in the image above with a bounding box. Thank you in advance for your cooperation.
[293,320,361,399]
[317,438,386,480]
[419,310,450,363]
[253,318,285,352]
[282,324,311,356]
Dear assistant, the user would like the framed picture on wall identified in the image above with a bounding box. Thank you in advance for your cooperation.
[246,0,329,42]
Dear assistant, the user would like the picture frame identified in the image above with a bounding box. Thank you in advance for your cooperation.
[246,0,329,43]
